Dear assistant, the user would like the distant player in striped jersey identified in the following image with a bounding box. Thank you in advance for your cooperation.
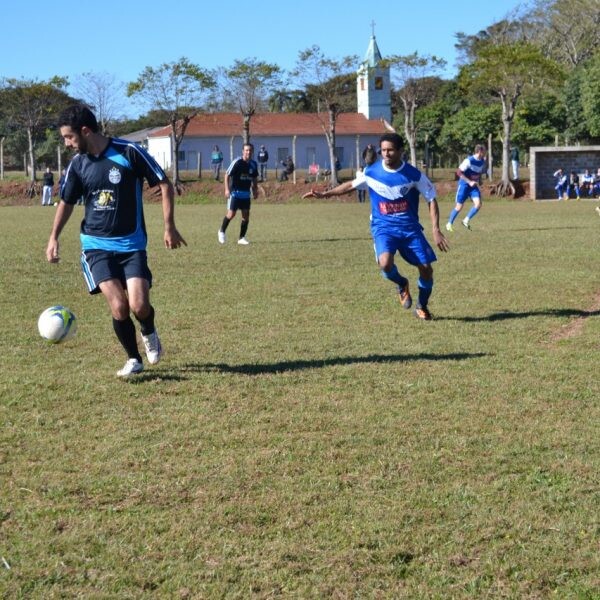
[446,144,487,231]
[303,133,449,320]
[218,144,259,245]
[45,105,187,377]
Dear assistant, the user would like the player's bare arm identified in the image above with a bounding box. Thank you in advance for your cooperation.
[428,199,449,252]
[159,180,187,249]
[46,202,75,262]
[302,181,355,199]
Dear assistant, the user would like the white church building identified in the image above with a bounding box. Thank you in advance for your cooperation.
[146,35,393,172]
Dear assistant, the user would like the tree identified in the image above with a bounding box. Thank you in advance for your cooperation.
[414,79,466,167]
[0,77,73,185]
[268,89,313,113]
[459,42,563,196]
[72,71,126,135]
[528,0,600,68]
[580,51,600,138]
[127,58,215,187]
[221,59,282,143]
[385,53,447,165]
[292,46,357,186]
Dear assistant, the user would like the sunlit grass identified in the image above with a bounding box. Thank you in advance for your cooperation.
[0,198,598,597]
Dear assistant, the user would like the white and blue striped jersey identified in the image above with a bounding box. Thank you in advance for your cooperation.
[61,138,167,252]
[353,160,437,232]
[457,155,486,188]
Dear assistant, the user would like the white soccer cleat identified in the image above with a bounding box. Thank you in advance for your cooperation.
[595,206,600,216]
[141,331,162,365]
[117,358,144,378]
[461,218,471,230]
[237,237,250,245]
[445,222,454,232]
[218,230,226,244]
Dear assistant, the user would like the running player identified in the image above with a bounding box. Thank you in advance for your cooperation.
[303,132,449,320]
[45,104,187,377]
[446,144,487,231]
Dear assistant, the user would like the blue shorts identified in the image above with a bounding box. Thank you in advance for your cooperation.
[456,184,481,204]
[81,249,152,295]
[372,226,437,266]
[227,195,251,211]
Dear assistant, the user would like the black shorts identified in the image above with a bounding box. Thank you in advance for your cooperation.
[227,195,251,212]
[80,249,152,295]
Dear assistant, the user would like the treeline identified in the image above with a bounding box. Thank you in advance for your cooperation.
[0,0,598,189]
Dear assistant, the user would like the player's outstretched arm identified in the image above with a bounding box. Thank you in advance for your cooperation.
[428,199,449,252]
[302,181,355,199]
[159,180,187,249]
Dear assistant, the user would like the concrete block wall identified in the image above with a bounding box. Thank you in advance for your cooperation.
[530,146,600,199]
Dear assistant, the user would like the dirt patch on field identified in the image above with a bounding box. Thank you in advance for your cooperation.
[0,176,529,206]
[547,291,600,343]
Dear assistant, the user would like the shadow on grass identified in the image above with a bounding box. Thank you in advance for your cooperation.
[182,351,489,376]
[438,308,600,323]
[265,236,371,245]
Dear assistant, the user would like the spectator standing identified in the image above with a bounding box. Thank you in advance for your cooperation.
[510,146,520,180]
[257,145,269,181]
[218,143,259,245]
[356,167,366,203]
[362,144,377,167]
[41,167,54,206]
[211,145,224,181]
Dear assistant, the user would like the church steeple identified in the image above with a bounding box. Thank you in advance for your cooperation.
[356,24,391,123]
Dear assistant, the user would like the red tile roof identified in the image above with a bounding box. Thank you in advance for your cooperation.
[149,112,390,138]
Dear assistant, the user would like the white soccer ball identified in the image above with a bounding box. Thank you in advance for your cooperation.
[38,305,77,343]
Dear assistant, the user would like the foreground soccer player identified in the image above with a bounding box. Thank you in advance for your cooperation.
[303,133,449,320]
[46,105,187,377]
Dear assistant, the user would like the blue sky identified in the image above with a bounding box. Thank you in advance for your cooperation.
[3,0,523,115]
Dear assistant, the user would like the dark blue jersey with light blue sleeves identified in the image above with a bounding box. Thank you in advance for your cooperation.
[61,137,167,252]
[226,157,258,199]
[354,160,437,233]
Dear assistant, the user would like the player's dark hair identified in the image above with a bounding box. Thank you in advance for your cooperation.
[379,133,404,150]
[243,143,254,151]
[474,143,486,154]
[57,104,99,134]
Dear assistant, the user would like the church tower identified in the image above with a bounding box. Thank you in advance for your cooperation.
[356,27,392,123]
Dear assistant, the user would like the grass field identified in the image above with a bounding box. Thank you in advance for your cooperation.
[1,198,599,598]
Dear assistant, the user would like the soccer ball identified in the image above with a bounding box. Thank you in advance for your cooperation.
[37,306,77,343]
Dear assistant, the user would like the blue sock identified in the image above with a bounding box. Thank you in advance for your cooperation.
[448,208,459,224]
[381,265,408,289]
[466,206,480,220]
[418,277,433,307]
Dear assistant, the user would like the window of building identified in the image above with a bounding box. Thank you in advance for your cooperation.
[178,150,186,162]
[277,148,289,164]
[374,77,384,90]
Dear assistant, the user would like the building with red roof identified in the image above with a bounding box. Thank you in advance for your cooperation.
[146,34,393,173]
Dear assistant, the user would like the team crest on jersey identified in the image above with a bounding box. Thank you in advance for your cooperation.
[399,186,410,196]
[108,167,121,184]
